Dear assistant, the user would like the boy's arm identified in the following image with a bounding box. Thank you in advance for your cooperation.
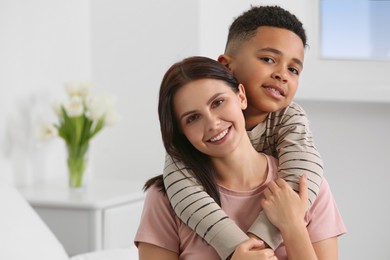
[247,102,324,249]
[271,102,323,204]
[163,154,249,260]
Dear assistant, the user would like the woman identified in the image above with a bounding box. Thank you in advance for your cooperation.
[134,56,346,260]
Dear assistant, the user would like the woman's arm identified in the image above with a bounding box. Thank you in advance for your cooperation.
[138,242,178,260]
[313,237,339,260]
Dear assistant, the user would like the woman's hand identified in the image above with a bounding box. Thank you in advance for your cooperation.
[261,174,308,232]
[231,238,277,260]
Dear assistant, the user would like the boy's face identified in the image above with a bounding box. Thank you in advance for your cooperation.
[220,26,304,129]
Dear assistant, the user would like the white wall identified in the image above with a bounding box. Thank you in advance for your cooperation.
[0,0,91,184]
[297,100,390,259]
[89,0,199,182]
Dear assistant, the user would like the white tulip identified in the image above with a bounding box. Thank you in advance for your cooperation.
[78,81,93,97]
[65,81,92,97]
[48,81,119,149]
[65,82,79,96]
[104,109,121,127]
[85,96,106,121]
[37,122,58,141]
[51,100,63,117]
[65,95,84,117]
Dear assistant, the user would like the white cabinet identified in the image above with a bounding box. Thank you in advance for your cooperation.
[18,179,145,256]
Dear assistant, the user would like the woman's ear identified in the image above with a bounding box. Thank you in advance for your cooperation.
[238,84,247,110]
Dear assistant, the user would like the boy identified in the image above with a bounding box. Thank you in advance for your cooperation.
[163,5,323,259]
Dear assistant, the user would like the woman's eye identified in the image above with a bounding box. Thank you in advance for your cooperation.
[211,99,224,108]
[186,114,199,124]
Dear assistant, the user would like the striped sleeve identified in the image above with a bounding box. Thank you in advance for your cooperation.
[268,102,323,204]
[247,102,324,248]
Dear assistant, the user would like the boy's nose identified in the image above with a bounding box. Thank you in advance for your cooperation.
[272,67,288,83]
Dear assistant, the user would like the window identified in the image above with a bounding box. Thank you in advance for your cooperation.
[320,0,390,60]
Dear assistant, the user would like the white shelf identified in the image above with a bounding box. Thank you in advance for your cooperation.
[18,179,145,256]
[18,179,145,209]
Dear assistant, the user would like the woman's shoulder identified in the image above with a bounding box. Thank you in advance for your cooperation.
[263,153,279,179]
[142,175,173,211]
[144,183,170,206]
[141,183,180,230]
[305,178,347,241]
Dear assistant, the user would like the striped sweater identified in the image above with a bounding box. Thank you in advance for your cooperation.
[163,102,323,259]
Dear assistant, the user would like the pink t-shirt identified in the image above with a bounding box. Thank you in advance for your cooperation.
[135,155,346,260]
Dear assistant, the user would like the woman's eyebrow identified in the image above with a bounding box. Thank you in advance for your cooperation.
[206,92,224,105]
[178,92,225,120]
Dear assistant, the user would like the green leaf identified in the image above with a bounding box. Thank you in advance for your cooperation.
[90,116,105,140]
[80,115,93,145]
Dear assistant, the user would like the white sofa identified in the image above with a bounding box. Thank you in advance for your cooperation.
[0,179,138,260]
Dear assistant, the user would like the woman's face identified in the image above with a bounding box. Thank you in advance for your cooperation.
[174,78,247,158]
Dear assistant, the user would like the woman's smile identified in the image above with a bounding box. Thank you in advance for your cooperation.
[208,127,231,143]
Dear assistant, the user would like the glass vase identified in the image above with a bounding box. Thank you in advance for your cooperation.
[67,143,89,190]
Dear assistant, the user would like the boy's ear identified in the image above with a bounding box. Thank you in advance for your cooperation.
[217,54,232,70]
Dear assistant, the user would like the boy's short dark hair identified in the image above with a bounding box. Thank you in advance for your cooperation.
[225,5,307,55]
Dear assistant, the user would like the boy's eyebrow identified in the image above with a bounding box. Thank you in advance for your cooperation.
[179,92,224,120]
[258,47,303,68]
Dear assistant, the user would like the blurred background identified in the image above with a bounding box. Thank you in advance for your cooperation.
[1,0,389,259]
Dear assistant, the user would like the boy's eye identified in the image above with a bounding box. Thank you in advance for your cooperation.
[260,57,275,64]
[211,99,224,108]
[289,67,300,75]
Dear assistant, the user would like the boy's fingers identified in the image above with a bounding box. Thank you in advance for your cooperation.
[240,238,264,251]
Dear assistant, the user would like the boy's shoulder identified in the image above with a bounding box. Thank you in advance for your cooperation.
[248,102,314,149]
[265,101,310,127]
[269,102,307,119]
[248,102,310,139]
[276,101,306,115]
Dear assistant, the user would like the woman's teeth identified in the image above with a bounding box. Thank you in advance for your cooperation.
[210,129,229,142]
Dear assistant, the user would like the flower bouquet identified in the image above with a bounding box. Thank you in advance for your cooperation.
[41,82,119,189]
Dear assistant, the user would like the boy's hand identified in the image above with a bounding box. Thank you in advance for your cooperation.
[247,232,270,248]
[231,238,277,260]
[261,174,308,232]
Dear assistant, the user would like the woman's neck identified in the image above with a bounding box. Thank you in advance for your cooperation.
[212,137,268,191]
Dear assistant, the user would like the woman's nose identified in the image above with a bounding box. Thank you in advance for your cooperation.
[205,113,221,131]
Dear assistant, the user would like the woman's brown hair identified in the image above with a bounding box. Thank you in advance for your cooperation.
[145,56,240,205]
